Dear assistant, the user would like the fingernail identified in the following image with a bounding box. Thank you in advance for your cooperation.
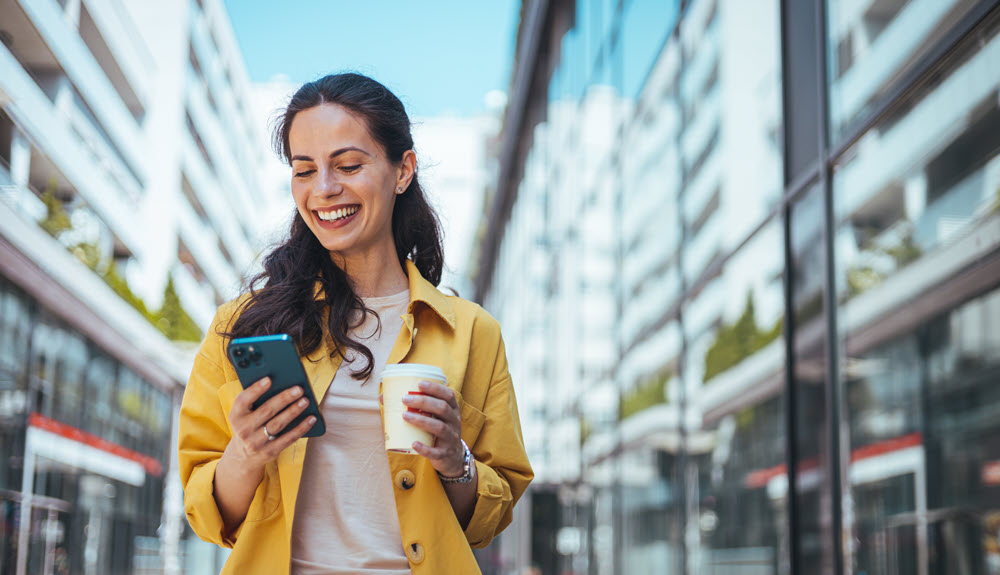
[259,378,270,388]
[412,441,422,450]
[298,398,307,407]
[418,381,429,390]
[308,416,317,424]
[402,412,414,420]
[292,386,303,397]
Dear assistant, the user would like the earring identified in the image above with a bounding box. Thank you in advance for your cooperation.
[396,186,404,194]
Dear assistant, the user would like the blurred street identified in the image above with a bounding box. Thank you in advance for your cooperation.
[2,0,1000,573]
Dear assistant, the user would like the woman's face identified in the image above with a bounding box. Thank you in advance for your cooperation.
[288,103,413,260]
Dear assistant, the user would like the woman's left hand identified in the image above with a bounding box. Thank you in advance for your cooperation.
[401,380,465,477]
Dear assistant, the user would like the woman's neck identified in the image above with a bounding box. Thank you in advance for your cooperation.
[331,243,409,299]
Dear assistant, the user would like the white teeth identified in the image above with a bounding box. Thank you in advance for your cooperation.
[318,206,358,221]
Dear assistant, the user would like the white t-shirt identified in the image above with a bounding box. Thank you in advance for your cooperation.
[291,290,412,574]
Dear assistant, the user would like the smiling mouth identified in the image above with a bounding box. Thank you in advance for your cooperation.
[315,206,359,222]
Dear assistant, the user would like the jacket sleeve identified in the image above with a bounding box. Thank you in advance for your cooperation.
[463,333,534,548]
[177,306,240,548]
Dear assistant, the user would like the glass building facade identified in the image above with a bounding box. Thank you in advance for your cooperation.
[475,0,1000,573]
[0,274,176,575]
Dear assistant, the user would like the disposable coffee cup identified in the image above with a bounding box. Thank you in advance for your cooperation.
[381,363,447,453]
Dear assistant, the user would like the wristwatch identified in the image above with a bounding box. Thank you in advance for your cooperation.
[438,440,474,484]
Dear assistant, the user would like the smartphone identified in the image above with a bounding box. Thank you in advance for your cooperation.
[226,334,326,437]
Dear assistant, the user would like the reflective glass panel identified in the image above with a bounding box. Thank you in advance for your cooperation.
[622,0,679,98]
[833,11,1000,573]
[833,11,1000,306]
[826,0,980,143]
[687,218,786,574]
[790,184,836,575]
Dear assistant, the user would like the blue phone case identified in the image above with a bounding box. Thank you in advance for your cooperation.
[226,334,326,438]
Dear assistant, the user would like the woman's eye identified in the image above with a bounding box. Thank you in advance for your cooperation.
[340,165,362,173]
[294,169,315,178]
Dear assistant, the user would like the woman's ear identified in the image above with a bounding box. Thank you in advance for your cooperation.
[396,150,416,193]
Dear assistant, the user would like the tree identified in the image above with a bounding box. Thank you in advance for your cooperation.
[703,291,783,383]
[157,277,203,342]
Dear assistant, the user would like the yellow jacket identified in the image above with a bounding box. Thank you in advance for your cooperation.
[178,260,533,574]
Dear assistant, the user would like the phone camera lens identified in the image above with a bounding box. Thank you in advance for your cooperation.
[237,359,250,369]
[233,348,245,357]
[248,347,262,362]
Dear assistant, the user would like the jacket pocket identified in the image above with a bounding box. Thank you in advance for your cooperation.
[245,462,282,522]
[217,379,282,522]
[457,395,487,447]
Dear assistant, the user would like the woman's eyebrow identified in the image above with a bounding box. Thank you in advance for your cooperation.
[291,146,371,163]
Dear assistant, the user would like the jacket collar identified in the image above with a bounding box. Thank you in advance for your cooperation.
[404,259,455,330]
[310,259,455,330]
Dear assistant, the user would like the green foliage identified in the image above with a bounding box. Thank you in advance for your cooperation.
[70,242,102,272]
[703,291,783,383]
[736,407,755,430]
[846,266,883,298]
[41,209,203,342]
[620,365,672,421]
[885,241,922,268]
[579,416,592,446]
[845,226,923,299]
[104,262,157,322]
[157,277,203,342]
[39,182,72,238]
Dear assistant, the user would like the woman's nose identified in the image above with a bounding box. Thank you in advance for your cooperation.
[314,171,342,197]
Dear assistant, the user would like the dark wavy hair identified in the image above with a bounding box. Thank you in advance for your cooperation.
[222,73,444,380]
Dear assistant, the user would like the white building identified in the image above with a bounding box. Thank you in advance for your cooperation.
[0,0,279,573]
[412,107,502,298]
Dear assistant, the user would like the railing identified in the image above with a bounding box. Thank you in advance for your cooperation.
[0,157,47,223]
[65,94,142,201]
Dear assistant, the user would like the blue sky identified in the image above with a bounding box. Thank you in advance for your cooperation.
[222,0,520,117]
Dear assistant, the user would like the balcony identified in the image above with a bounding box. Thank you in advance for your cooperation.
[0,194,191,385]
[831,0,956,130]
[184,67,255,265]
[0,40,142,256]
[836,26,1000,223]
[175,179,238,299]
[680,22,719,106]
[0,158,46,223]
[694,336,784,423]
[680,86,721,175]
[78,0,153,119]
[683,150,721,226]
[683,206,723,284]
[65,88,142,201]
[14,0,146,182]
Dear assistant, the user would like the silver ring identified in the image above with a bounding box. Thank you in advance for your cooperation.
[263,425,277,442]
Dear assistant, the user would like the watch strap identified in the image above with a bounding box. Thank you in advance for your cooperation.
[438,440,474,484]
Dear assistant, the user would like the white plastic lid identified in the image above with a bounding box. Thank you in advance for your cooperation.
[381,363,446,383]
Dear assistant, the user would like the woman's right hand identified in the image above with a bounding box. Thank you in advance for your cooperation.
[223,377,316,471]
[214,377,317,534]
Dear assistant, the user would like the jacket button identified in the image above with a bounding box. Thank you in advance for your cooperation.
[405,542,425,564]
[394,469,416,490]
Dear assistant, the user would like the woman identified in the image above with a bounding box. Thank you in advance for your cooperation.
[178,73,532,574]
